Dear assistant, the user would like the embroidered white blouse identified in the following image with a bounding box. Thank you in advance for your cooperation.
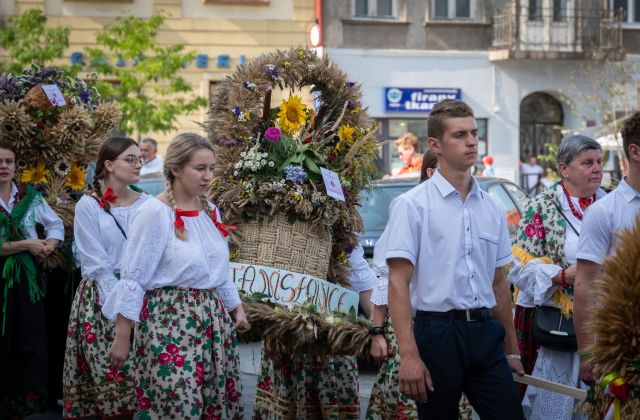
[347,244,376,293]
[73,193,151,305]
[509,184,606,308]
[0,182,65,242]
[102,198,241,322]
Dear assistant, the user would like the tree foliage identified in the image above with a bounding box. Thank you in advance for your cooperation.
[86,14,207,140]
[0,9,70,73]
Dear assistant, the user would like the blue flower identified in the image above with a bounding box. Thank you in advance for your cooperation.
[79,89,91,103]
[284,165,308,184]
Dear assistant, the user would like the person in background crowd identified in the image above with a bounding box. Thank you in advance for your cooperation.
[385,99,524,419]
[139,138,163,177]
[481,155,495,177]
[63,137,150,419]
[392,133,423,176]
[105,133,248,418]
[0,140,64,417]
[509,135,604,419]
[575,111,640,382]
[521,156,544,195]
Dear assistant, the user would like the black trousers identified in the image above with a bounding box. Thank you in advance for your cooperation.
[414,315,524,420]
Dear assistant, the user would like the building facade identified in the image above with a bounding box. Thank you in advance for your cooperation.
[322,0,636,185]
[0,0,316,149]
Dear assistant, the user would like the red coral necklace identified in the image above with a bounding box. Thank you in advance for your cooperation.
[560,182,596,221]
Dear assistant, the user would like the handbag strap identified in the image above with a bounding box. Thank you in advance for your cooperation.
[554,202,579,236]
[90,195,127,239]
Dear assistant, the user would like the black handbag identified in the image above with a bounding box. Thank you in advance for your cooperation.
[532,305,577,352]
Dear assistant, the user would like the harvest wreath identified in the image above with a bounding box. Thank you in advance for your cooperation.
[206,47,378,356]
[0,66,121,269]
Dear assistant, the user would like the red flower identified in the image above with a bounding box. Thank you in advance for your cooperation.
[173,354,185,367]
[205,325,213,338]
[64,401,72,413]
[83,322,92,333]
[166,343,179,354]
[135,387,144,399]
[207,405,216,415]
[105,367,117,381]
[196,361,205,373]
[67,326,74,337]
[525,224,536,238]
[225,378,236,391]
[258,376,272,392]
[115,371,127,383]
[77,355,90,374]
[536,226,545,239]
[140,307,150,320]
[533,213,543,226]
[227,388,238,402]
[158,353,172,365]
[26,392,39,402]
[195,371,203,386]
[138,396,152,411]
[84,332,97,344]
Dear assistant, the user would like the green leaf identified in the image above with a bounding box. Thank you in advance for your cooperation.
[304,156,320,174]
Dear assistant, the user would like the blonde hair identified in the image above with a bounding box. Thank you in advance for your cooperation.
[164,132,215,240]
[394,133,419,152]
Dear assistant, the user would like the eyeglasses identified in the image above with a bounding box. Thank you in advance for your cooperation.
[116,155,144,167]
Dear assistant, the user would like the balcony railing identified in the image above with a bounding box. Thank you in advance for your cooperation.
[492,6,623,60]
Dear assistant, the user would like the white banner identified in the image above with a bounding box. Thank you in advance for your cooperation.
[229,262,359,315]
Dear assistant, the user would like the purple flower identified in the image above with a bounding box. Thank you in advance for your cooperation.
[264,127,282,142]
[220,139,244,146]
[284,165,307,184]
[347,100,356,109]
[231,106,241,118]
[346,81,355,87]
[79,89,91,103]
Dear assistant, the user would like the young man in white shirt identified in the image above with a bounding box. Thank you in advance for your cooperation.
[574,111,640,381]
[385,99,524,419]
[139,138,163,176]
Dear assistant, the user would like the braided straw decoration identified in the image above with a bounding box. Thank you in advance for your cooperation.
[234,212,332,280]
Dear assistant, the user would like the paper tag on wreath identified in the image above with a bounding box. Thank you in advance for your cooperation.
[320,167,345,201]
[41,84,67,107]
[229,262,358,315]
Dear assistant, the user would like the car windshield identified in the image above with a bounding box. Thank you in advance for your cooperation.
[359,184,415,232]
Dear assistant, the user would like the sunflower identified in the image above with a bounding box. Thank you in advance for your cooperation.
[64,164,86,191]
[277,95,307,134]
[21,162,50,185]
[337,124,355,143]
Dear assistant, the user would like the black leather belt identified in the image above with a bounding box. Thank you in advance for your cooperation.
[416,308,493,322]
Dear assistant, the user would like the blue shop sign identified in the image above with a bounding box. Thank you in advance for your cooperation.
[384,87,462,113]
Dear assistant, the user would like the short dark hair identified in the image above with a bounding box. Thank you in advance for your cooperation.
[0,140,15,154]
[141,137,158,149]
[427,99,475,140]
[621,112,640,159]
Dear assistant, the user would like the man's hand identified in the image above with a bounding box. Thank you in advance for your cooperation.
[370,335,388,362]
[508,357,525,376]
[399,353,433,403]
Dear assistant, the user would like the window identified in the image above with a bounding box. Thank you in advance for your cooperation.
[611,0,640,22]
[553,0,567,21]
[433,0,473,19]
[353,0,396,18]
[528,0,542,21]
[487,184,521,240]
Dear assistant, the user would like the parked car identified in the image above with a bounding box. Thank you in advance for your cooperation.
[135,173,165,196]
[357,176,529,258]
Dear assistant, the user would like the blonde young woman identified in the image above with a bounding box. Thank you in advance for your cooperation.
[104,133,249,419]
[63,137,150,419]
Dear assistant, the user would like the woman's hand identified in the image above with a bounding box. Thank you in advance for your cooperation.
[24,239,49,258]
[370,334,388,361]
[108,315,133,369]
[230,305,251,333]
[554,264,577,285]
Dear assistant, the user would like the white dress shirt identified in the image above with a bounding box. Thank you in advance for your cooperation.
[0,182,65,242]
[510,185,606,308]
[73,193,151,305]
[140,155,163,176]
[384,170,512,312]
[103,198,241,322]
[577,177,640,264]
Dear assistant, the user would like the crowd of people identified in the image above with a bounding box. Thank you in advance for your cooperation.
[0,98,639,419]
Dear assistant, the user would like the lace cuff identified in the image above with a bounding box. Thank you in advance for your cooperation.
[511,259,561,306]
[370,275,388,305]
[102,279,145,322]
[217,283,242,312]
[91,268,118,306]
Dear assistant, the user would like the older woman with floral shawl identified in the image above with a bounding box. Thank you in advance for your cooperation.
[509,135,605,419]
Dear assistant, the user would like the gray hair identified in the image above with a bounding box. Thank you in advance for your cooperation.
[557,135,601,168]
[141,137,158,149]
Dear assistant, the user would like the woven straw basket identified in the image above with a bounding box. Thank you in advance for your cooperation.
[234,213,332,280]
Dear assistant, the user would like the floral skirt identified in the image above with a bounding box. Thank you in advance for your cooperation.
[62,278,136,419]
[134,287,243,420]
[514,305,539,399]
[366,315,472,420]
[253,348,360,419]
